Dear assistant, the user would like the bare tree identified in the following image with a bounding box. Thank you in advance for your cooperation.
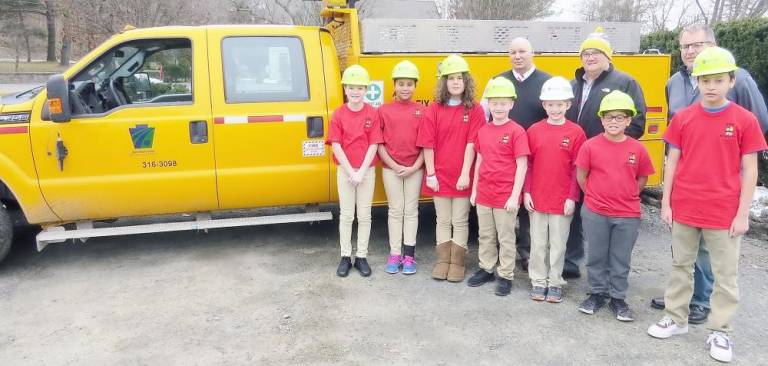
[444,0,556,20]
[695,0,768,24]
[228,0,322,25]
[580,0,647,22]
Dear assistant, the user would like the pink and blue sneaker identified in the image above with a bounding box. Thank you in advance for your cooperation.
[401,256,417,275]
[385,254,401,274]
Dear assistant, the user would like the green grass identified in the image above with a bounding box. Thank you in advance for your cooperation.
[0,61,68,73]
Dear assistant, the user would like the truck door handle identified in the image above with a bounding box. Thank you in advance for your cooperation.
[306,116,324,138]
[189,120,208,144]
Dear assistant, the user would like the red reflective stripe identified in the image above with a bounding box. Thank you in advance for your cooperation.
[214,117,225,124]
[0,126,28,135]
[647,106,663,113]
[248,115,283,123]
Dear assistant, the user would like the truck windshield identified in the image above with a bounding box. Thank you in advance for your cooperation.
[73,45,141,87]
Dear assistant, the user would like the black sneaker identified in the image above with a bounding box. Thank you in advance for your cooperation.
[562,269,581,279]
[495,278,512,296]
[467,269,495,287]
[354,257,371,277]
[609,298,634,322]
[578,294,608,315]
[689,304,710,324]
[650,296,665,310]
[337,256,352,277]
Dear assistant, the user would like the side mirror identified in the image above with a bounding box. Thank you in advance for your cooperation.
[132,72,151,93]
[45,74,71,123]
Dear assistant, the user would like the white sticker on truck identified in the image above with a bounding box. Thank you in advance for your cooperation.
[365,80,384,108]
[302,140,326,157]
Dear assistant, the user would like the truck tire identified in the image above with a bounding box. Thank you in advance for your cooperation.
[0,204,12,264]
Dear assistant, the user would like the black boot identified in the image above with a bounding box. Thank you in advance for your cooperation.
[337,256,352,277]
[354,257,372,277]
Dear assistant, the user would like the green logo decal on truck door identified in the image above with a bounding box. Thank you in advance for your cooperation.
[129,125,155,149]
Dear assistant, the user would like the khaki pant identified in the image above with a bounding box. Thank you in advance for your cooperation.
[337,168,376,258]
[528,210,573,287]
[433,196,470,248]
[476,204,518,280]
[382,168,423,254]
[664,221,741,332]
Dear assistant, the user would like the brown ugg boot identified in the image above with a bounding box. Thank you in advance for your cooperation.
[446,242,467,282]
[431,241,452,280]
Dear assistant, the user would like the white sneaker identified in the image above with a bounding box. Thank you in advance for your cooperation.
[706,331,733,363]
[647,316,689,339]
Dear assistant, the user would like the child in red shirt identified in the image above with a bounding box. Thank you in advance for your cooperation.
[468,77,529,296]
[378,60,425,275]
[523,76,586,303]
[326,64,383,278]
[416,54,484,283]
[575,90,655,322]
[647,47,767,363]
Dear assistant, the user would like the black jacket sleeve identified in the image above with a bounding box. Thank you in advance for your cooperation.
[625,78,646,139]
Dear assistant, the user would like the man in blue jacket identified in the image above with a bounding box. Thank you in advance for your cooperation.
[563,28,647,279]
[649,24,768,324]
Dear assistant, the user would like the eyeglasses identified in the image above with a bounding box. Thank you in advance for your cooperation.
[603,115,629,123]
[581,50,604,59]
[679,41,712,51]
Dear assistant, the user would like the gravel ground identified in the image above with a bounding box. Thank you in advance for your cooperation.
[0,204,766,365]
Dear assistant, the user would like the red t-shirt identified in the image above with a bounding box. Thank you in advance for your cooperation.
[475,120,530,209]
[326,103,384,168]
[379,100,424,167]
[524,120,587,215]
[416,102,485,197]
[664,103,768,229]
[575,135,655,218]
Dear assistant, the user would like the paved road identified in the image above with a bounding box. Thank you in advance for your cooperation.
[1,205,766,365]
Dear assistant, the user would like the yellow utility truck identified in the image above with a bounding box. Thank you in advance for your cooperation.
[0,0,670,263]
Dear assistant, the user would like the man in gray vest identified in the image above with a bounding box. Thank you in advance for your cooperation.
[481,37,551,271]
[650,24,768,324]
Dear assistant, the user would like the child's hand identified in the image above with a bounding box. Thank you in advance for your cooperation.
[456,173,470,191]
[504,196,519,213]
[470,190,477,206]
[661,202,673,228]
[524,193,535,212]
[563,199,576,216]
[349,169,363,186]
[729,215,749,238]
[390,163,406,175]
[426,174,439,192]
[398,165,416,177]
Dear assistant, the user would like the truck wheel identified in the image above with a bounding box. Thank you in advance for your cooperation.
[0,204,12,264]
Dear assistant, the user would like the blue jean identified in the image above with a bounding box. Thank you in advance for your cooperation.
[692,238,714,309]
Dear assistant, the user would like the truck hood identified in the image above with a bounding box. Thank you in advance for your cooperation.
[0,85,44,109]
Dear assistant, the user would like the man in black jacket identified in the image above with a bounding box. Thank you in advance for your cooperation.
[562,29,647,278]
[481,37,551,271]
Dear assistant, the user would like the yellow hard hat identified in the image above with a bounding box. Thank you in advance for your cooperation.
[391,60,419,80]
[484,77,517,99]
[691,46,738,77]
[439,54,470,77]
[341,64,370,86]
[539,76,574,100]
[580,27,613,60]
[598,90,636,117]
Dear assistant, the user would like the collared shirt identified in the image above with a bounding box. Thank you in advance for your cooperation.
[513,66,536,82]
[578,75,595,120]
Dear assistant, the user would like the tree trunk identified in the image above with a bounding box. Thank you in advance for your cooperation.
[19,13,32,62]
[45,0,57,62]
[60,35,72,66]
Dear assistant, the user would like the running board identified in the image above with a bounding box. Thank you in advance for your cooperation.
[36,211,333,251]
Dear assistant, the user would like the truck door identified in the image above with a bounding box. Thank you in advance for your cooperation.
[207,28,331,209]
[30,32,218,221]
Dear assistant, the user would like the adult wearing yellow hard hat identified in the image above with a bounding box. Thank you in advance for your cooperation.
[648,24,768,325]
[562,27,648,280]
